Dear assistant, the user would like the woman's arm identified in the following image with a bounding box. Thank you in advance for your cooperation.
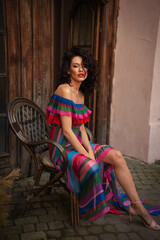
[55,84,94,159]
[60,115,91,158]
[80,124,95,161]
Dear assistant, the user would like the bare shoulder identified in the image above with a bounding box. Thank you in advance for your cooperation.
[55,84,72,100]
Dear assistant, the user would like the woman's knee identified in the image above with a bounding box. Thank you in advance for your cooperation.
[106,150,126,167]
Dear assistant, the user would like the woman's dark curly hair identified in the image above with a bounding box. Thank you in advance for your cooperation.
[56,47,97,94]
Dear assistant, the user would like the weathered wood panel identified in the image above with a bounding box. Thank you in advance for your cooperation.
[20,0,33,99]
[6,0,21,169]
[33,0,53,111]
[97,0,119,144]
[5,0,58,176]
[7,0,21,99]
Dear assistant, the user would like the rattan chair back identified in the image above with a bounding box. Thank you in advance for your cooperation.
[8,97,50,153]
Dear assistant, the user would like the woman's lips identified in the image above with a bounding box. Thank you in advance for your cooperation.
[78,74,84,77]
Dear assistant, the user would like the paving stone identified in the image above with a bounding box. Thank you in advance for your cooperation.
[64,228,76,236]
[84,236,99,240]
[48,221,64,230]
[139,229,160,240]
[46,207,58,214]
[117,233,129,240]
[21,231,47,240]
[29,209,47,216]
[80,220,92,226]
[99,233,117,240]
[46,230,61,238]
[62,238,83,240]
[115,223,132,232]
[6,234,20,240]
[52,212,69,221]
[23,224,36,232]
[15,216,38,225]
[31,202,42,209]
[36,222,48,231]
[103,225,117,232]
[88,225,103,234]
[127,232,142,240]
[5,219,14,226]
[38,214,53,222]
[64,220,73,227]
[1,225,22,236]
[42,202,53,208]
[76,227,89,235]
[92,217,106,225]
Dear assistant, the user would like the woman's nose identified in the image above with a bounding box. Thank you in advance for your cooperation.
[79,65,83,71]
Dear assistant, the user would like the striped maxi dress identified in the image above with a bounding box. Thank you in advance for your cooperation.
[46,93,160,221]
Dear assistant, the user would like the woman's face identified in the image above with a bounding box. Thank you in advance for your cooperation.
[67,56,88,83]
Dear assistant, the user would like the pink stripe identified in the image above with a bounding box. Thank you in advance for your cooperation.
[51,128,62,159]
[76,155,88,171]
[79,190,104,208]
[80,160,97,182]
[88,207,110,221]
[105,189,113,201]
[96,147,114,163]
[47,107,91,119]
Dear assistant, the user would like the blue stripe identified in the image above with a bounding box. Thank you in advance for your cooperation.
[52,93,83,108]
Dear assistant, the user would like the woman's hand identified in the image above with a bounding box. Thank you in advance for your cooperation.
[87,149,96,161]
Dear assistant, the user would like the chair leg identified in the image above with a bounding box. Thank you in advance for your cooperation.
[20,168,43,215]
[45,173,54,195]
[70,191,79,227]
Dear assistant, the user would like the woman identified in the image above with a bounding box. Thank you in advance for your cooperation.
[46,47,160,230]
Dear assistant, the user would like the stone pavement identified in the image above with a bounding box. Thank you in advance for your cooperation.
[0,157,160,240]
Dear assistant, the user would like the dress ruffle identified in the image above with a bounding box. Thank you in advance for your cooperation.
[46,93,92,126]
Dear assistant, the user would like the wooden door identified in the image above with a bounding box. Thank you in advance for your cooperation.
[68,0,119,144]
[69,0,101,139]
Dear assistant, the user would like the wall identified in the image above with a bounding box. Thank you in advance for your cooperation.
[110,0,160,163]
[148,18,160,163]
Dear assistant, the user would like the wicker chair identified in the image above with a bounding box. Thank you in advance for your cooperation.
[7,97,93,227]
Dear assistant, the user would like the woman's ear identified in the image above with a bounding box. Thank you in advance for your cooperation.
[67,69,70,75]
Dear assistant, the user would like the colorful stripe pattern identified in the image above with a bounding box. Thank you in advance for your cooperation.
[46,93,160,221]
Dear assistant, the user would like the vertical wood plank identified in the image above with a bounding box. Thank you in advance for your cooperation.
[20,0,33,100]
[97,0,119,144]
[6,0,21,99]
[6,0,21,169]
[18,0,33,176]
[97,3,110,144]
[33,0,52,112]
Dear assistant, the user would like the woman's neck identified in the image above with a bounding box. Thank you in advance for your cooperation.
[70,80,81,93]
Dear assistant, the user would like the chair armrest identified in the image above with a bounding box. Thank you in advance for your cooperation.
[85,127,94,142]
[28,139,68,173]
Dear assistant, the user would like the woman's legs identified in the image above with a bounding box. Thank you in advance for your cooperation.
[103,150,140,202]
[102,149,159,228]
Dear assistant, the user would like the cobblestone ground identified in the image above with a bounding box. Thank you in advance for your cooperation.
[0,157,160,240]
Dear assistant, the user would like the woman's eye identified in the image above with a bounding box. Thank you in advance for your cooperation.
[73,65,78,68]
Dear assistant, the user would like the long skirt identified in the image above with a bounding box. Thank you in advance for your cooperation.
[64,142,160,221]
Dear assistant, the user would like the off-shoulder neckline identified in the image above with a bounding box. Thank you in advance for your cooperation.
[53,93,84,107]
